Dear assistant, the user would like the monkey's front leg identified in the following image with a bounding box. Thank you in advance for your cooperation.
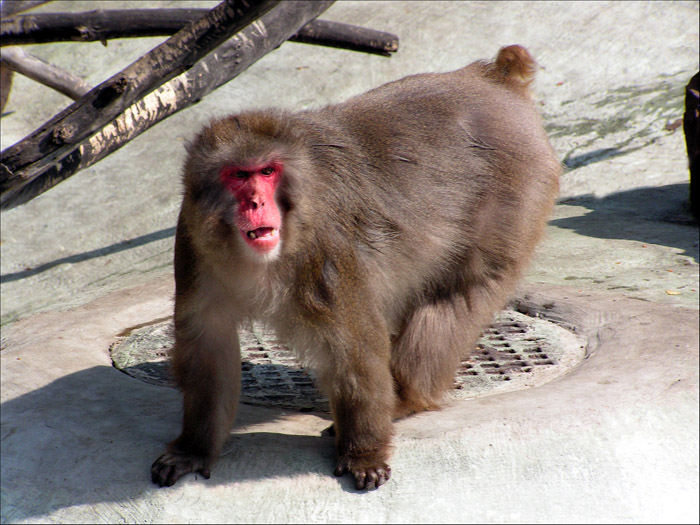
[151,310,242,487]
[324,339,396,490]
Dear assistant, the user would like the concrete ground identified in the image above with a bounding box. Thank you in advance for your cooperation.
[1,1,698,523]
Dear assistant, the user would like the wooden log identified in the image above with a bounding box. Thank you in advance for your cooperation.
[0,62,13,112]
[293,19,397,56]
[0,0,281,198]
[1,46,92,100]
[0,9,399,56]
[0,8,211,45]
[0,0,334,210]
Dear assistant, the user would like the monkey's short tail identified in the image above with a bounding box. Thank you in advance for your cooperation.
[487,45,538,91]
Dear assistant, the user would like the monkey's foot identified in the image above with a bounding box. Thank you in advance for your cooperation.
[334,455,392,490]
[151,451,211,487]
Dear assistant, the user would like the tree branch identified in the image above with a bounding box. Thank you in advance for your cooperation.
[0,8,399,56]
[1,62,13,112]
[0,0,335,210]
[294,19,398,57]
[1,46,92,100]
[0,0,281,197]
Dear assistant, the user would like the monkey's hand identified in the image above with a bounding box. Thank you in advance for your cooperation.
[151,451,211,487]
[334,455,392,490]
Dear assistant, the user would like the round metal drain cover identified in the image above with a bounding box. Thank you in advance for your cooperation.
[110,309,586,412]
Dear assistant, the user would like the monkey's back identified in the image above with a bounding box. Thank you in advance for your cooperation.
[295,60,560,329]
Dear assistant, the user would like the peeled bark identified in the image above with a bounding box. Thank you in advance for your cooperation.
[0,1,335,210]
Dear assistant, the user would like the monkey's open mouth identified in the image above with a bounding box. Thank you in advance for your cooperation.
[246,227,278,240]
[242,226,280,253]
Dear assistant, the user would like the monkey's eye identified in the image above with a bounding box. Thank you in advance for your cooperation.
[260,167,274,176]
[235,170,249,178]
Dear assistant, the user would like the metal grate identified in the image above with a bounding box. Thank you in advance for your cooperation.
[110,309,586,411]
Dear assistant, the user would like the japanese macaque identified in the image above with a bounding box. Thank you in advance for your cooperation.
[151,45,560,490]
[684,72,699,218]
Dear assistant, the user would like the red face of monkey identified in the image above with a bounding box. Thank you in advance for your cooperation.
[219,161,283,256]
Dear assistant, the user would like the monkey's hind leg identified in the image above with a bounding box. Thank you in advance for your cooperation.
[390,295,479,418]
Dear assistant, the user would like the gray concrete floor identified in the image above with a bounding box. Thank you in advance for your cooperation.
[1,1,699,523]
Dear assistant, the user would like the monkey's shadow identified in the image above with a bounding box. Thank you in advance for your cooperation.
[1,365,358,522]
[553,182,698,262]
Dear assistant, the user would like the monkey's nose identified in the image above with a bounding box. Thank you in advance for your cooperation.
[248,195,265,209]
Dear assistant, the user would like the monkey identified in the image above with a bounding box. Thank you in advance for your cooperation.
[683,72,699,219]
[151,45,560,490]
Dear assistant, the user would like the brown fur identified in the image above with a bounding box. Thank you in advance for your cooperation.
[684,72,699,218]
[151,45,561,490]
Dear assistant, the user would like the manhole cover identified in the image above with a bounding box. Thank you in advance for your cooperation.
[110,308,586,412]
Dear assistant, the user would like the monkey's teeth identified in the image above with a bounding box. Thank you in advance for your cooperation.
[247,228,278,240]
